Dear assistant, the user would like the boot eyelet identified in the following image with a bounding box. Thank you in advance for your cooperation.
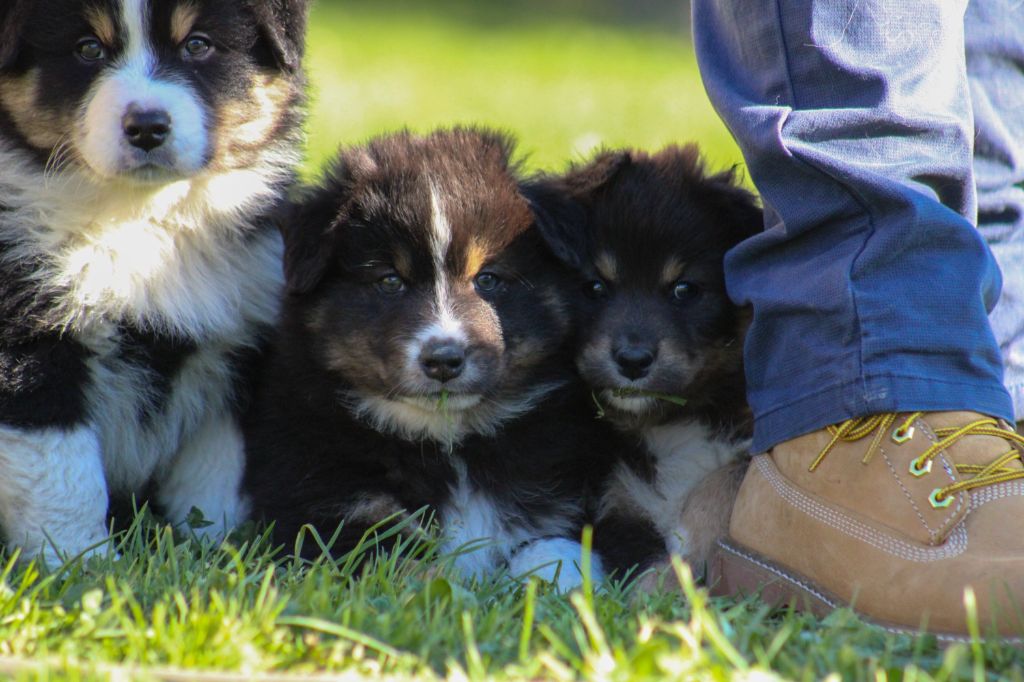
[909,458,932,477]
[892,426,915,444]
[929,489,953,509]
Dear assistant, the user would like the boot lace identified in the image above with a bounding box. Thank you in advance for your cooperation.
[808,412,1024,508]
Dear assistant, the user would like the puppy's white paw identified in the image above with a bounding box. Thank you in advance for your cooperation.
[508,538,604,592]
[0,425,111,568]
[158,415,249,538]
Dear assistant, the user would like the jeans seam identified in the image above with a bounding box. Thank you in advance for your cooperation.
[770,0,799,109]
[770,0,875,406]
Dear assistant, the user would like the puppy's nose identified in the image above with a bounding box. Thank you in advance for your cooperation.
[613,345,656,380]
[123,109,171,151]
[419,342,466,383]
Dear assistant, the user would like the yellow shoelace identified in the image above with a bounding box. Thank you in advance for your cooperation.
[808,412,1024,507]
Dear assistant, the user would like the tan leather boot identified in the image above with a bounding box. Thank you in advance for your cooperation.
[710,411,1024,641]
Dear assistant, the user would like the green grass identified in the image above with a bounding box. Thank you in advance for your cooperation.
[11,4,1024,681]
[4,515,1024,682]
[302,1,743,179]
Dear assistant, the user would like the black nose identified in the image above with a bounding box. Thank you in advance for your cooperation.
[420,342,466,383]
[613,345,656,380]
[123,109,171,151]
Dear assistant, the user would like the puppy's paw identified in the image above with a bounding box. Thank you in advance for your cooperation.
[631,560,677,596]
[508,538,604,592]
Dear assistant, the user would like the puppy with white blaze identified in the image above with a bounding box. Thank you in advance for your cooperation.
[531,146,762,581]
[0,0,309,563]
[243,129,625,590]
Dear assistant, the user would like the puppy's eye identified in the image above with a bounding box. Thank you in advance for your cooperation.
[474,272,501,293]
[182,34,213,59]
[672,280,700,301]
[76,38,107,63]
[376,274,406,295]
[584,280,608,299]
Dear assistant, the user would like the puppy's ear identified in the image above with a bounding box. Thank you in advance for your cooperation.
[522,179,589,271]
[523,151,629,270]
[655,144,764,246]
[703,166,764,244]
[251,0,309,73]
[281,149,377,294]
[560,150,632,200]
[474,128,519,168]
[0,0,31,70]
[278,192,340,295]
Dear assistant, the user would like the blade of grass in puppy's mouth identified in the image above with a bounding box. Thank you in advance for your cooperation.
[592,388,688,417]
[398,391,482,412]
[609,387,688,407]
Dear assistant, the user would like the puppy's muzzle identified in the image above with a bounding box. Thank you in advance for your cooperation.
[122,108,171,152]
[419,340,466,383]
[612,342,657,380]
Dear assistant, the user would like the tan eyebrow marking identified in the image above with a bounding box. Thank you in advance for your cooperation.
[170,3,200,45]
[85,7,116,47]
[464,241,488,277]
[393,248,414,279]
[661,258,686,285]
[594,252,618,282]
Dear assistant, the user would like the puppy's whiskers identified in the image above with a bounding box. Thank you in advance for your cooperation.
[43,137,75,187]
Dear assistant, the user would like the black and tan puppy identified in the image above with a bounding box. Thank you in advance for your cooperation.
[243,129,622,588]
[532,145,761,579]
[0,0,308,563]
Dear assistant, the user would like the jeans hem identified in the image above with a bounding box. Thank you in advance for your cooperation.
[751,374,1015,453]
[1007,382,1024,422]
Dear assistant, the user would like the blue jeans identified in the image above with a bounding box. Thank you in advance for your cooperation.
[692,0,1024,453]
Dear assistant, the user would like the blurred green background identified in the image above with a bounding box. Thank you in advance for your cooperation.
[302,0,745,178]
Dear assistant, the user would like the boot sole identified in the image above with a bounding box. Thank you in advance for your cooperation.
[709,538,1023,644]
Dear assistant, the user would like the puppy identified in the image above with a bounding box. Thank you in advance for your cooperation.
[532,146,762,579]
[0,0,308,563]
[243,129,622,589]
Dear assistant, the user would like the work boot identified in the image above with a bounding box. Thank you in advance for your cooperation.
[710,411,1024,641]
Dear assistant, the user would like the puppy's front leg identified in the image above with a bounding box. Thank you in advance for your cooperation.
[676,458,749,579]
[157,413,249,538]
[0,425,110,566]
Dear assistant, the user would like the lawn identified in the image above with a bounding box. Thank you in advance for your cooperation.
[3,519,1020,682]
[4,2,1023,681]
[302,0,744,178]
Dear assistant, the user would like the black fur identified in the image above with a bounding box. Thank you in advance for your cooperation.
[0,0,310,437]
[532,145,762,576]
[0,0,310,557]
[1,0,308,165]
[250,0,309,72]
[244,129,625,579]
[0,1,31,69]
[532,145,761,433]
[0,239,88,428]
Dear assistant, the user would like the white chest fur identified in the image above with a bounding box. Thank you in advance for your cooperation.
[79,229,282,492]
[602,420,746,555]
[0,153,285,493]
[440,459,511,578]
[85,331,245,492]
[11,169,285,338]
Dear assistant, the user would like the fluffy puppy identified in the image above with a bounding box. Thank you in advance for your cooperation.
[532,145,762,579]
[243,129,621,589]
[0,0,308,563]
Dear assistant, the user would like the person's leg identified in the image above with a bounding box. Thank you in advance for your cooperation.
[967,0,1024,422]
[694,0,1024,638]
[694,0,1011,454]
